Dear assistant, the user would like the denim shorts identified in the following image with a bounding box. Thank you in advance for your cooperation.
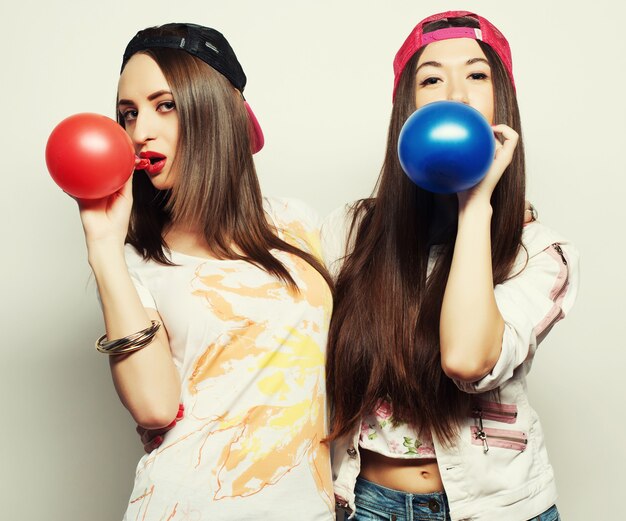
[528,504,561,521]
[352,476,450,521]
[349,476,561,521]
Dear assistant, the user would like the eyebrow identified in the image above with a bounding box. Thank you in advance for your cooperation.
[416,57,490,74]
[117,89,173,107]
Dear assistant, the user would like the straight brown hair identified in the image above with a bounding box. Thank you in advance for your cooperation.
[120,45,332,293]
[326,17,525,444]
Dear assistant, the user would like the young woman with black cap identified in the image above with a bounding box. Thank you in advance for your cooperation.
[77,23,334,520]
[322,11,579,521]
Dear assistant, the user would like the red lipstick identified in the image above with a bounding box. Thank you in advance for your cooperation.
[135,157,150,170]
[139,151,167,176]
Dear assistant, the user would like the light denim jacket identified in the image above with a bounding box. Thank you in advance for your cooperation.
[321,206,580,521]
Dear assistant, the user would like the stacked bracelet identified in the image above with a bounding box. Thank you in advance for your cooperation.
[95,320,161,355]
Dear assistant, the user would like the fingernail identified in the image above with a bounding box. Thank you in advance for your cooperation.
[176,410,184,420]
[167,419,177,428]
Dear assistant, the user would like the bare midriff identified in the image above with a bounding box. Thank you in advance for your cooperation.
[359,448,444,494]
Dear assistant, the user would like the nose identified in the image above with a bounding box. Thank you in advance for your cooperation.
[130,110,156,147]
[447,77,469,104]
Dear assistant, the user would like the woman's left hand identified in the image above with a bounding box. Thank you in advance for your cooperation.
[136,403,184,453]
[458,124,519,206]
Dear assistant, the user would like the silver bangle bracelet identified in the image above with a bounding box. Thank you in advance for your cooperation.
[95,320,161,356]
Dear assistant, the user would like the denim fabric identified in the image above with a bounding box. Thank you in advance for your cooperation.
[352,477,450,521]
[347,477,560,521]
[528,504,560,521]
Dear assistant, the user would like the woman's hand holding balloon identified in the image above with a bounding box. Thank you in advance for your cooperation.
[45,113,141,250]
[457,124,519,208]
[76,174,135,251]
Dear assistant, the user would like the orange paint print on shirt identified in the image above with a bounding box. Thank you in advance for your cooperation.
[122,198,334,521]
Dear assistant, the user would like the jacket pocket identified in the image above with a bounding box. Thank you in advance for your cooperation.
[471,425,527,453]
[471,401,518,424]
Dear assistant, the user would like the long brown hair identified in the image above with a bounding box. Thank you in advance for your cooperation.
[120,41,332,292]
[326,17,525,444]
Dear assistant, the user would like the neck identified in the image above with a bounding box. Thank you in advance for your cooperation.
[164,222,207,250]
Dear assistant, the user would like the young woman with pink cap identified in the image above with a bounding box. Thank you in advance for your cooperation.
[323,11,579,521]
[76,23,335,521]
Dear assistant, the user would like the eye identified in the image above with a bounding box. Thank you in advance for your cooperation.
[420,77,441,86]
[469,72,488,80]
[157,101,176,113]
[120,109,138,122]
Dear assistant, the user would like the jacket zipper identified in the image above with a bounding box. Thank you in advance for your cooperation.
[472,402,518,424]
[534,243,570,338]
[552,243,568,265]
[550,243,569,302]
[471,420,527,453]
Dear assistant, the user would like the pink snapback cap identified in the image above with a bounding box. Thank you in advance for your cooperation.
[244,101,264,154]
[392,10,515,99]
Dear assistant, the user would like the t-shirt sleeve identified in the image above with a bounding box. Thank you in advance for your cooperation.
[263,197,324,259]
[454,237,580,394]
[320,204,355,280]
[123,244,157,310]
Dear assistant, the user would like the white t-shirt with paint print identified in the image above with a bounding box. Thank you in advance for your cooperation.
[122,198,334,521]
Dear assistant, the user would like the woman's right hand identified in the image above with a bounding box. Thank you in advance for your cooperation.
[75,172,134,249]
[458,124,519,209]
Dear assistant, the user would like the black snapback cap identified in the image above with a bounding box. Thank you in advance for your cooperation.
[121,23,264,153]
[122,23,247,92]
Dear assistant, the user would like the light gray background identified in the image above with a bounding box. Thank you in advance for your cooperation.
[2,0,624,519]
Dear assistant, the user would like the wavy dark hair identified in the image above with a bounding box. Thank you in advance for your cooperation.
[119,26,332,293]
[326,16,525,444]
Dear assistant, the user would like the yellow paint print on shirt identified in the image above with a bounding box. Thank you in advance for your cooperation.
[183,254,332,512]
[123,199,334,520]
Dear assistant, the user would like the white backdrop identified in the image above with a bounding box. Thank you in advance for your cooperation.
[2,1,624,519]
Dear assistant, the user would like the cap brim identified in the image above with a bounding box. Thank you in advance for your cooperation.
[245,101,264,154]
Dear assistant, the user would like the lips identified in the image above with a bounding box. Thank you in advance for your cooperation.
[138,151,167,176]
[135,157,150,170]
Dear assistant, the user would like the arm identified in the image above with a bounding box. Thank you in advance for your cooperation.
[455,235,579,393]
[439,125,518,382]
[78,178,180,429]
[136,403,185,453]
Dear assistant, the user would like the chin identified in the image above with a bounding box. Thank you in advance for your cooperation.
[147,174,175,191]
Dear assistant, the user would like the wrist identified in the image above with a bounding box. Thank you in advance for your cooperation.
[457,197,493,221]
[87,238,126,268]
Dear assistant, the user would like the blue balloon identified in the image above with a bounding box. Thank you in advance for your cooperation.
[398,101,495,194]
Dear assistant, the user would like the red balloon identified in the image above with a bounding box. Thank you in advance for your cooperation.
[45,113,135,199]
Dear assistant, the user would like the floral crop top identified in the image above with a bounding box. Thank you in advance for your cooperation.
[359,400,436,459]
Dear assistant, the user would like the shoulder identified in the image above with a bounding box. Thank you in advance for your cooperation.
[124,242,145,266]
[320,200,368,277]
[321,203,352,238]
[505,220,580,316]
[121,244,159,309]
[513,221,580,272]
[263,196,326,258]
[123,243,159,276]
[521,221,574,257]
[524,221,579,275]
[263,196,322,232]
